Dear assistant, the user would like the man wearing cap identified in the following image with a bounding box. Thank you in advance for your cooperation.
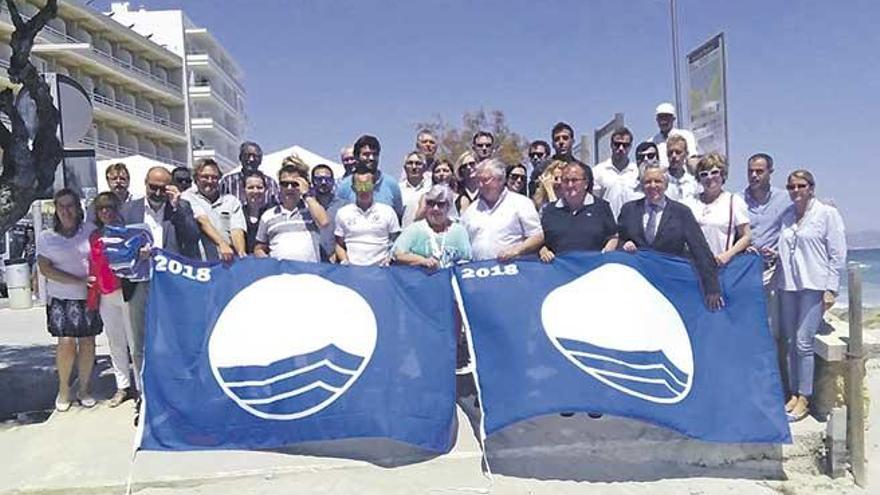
[648,102,698,169]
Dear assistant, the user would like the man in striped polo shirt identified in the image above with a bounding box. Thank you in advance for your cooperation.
[253,164,330,261]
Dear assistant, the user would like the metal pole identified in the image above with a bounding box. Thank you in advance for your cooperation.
[669,0,683,121]
[846,265,866,487]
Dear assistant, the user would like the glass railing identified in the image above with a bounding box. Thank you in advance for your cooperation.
[91,92,185,133]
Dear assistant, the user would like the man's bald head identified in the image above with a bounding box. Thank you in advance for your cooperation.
[146,166,172,184]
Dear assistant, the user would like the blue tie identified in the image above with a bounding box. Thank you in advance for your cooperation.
[645,203,659,245]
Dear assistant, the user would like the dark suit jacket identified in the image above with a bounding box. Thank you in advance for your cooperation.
[120,198,200,258]
[118,198,201,301]
[618,197,720,295]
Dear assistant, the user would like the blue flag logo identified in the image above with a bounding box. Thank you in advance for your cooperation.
[542,263,693,403]
[209,274,377,420]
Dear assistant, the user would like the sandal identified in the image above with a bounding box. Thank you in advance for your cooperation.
[77,392,97,408]
[787,407,809,422]
[108,388,131,408]
[55,396,72,412]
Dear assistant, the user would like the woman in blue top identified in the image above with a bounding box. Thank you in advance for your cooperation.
[394,185,471,269]
[776,169,846,422]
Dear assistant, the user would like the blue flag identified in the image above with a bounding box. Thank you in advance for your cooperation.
[100,224,152,282]
[137,249,458,453]
[455,251,791,444]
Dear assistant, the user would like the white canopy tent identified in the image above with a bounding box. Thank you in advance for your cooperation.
[225,145,343,181]
[96,155,176,199]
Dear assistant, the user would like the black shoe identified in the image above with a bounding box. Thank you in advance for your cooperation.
[588,412,603,419]
[560,412,574,417]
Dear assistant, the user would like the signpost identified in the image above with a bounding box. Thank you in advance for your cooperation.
[687,33,728,158]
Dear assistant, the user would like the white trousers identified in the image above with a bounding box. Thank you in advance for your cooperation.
[99,289,132,390]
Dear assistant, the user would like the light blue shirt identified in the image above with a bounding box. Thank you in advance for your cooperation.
[336,172,403,219]
[776,199,847,293]
[742,186,791,252]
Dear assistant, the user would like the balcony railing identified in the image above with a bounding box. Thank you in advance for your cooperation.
[189,84,243,116]
[0,3,182,94]
[80,135,187,168]
[186,52,245,93]
[92,92,185,133]
[191,116,239,142]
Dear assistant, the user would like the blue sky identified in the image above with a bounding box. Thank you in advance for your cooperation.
[99,0,878,230]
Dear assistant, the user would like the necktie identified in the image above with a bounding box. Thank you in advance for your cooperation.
[645,203,659,245]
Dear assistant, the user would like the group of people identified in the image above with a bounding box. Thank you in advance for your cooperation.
[34,101,846,425]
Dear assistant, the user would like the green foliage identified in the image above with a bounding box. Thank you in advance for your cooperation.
[415,109,527,165]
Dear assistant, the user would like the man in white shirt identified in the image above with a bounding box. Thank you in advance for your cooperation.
[183,159,247,261]
[665,134,700,202]
[335,167,401,266]
[254,165,329,261]
[461,158,544,261]
[649,102,698,169]
[592,126,641,219]
[399,151,431,227]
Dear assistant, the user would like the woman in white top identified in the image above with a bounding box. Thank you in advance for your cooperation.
[776,170,846,422]
[36,189,103,412]
[687,152,752,265]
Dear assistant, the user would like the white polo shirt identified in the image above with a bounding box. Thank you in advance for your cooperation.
[461,189,542,261]
[334,202,401,266]
[592,158,642,219]
[183,190,246,243]
[256,203,321,262]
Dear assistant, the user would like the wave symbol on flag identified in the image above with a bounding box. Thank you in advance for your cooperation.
[541,263,694,404]
[208,274,377,419]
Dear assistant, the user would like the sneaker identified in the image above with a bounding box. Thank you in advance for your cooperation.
[108,388,131,408]
[77,392,97,408]
[55,396,72,412]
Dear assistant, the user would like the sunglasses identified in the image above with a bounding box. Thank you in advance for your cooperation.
[528,152,546,159]
[697,169,722,179]
[786,183,810,191]
[353,182,375,193]
[405,160,423,166]
[425,200,448,209]
[279,180,301,189]
[147,183,166,192]
[460,162,477,170]
[313,176,334,184]
[612,141,632,149]
[474,143,492,148]
[508,174,527,182]
[638,152,658,160]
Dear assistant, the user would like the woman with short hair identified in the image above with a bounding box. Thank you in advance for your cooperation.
[776,169,846,422]
[394,185,471,269]
[506,163,528,195]
[37,189,102,411]
[687,152,752,265]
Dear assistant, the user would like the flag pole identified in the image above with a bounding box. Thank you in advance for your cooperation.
[670,0,684,122]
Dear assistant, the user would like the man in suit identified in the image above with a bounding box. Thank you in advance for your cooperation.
[618,166,723,311]
[119,166,200,398]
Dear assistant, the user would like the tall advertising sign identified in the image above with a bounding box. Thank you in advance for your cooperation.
[687,33,728,158]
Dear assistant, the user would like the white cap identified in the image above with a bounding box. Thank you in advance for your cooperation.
[655,102,676,117]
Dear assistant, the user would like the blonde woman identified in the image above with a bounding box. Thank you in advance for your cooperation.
[687,152,751,265]
[532,159,567,210]
[454,150,480,213]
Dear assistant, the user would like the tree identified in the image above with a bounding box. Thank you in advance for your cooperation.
[415,109,527,166]
[0,0,62,236]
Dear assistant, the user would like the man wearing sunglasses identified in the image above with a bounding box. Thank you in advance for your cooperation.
[335,166,401,266]
[472,131,495,161]
[527,140,552,196]
[171,166,193,193]
[336,135,404,219]
[311,164,346,262]
[254,165,329,262]
[593,127,640,219]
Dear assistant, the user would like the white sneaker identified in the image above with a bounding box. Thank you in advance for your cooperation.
[77,392,97,408]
